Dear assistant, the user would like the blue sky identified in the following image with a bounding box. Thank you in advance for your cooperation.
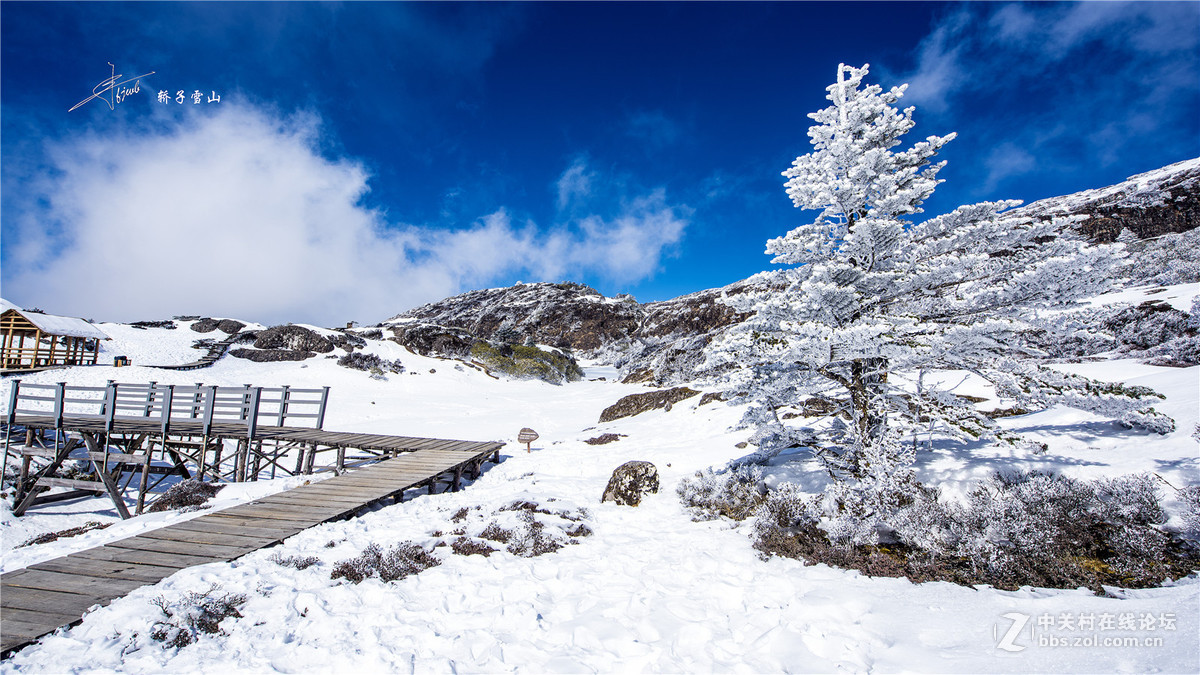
[2,1,1198,325]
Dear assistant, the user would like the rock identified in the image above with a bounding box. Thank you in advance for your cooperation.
[599,387,700,423]
[253,325,334,353]
[584,433,624,445]
[190,318,244,334]
[130,320,176,330]
[389,323,475,358]
[229,348,313,362]
[1012,158,1200,243]
[601,461,659,506]
[190,318,218,333]
[390,282,641,351]
[216,319,246,334]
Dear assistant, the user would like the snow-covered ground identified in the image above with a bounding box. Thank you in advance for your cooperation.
[1,298,1197,673]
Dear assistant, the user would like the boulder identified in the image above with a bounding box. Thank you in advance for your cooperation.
[598,387,700,423]
[229,348,313,362]
[601,461,660,506]
[253,325,334,353]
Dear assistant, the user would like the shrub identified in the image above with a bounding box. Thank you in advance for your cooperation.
[17,521,111,548]
[469,341,584,384]
[677,466,766,521]
[330,542,440,584]
[751,468,1199,591]
[450,537,497,557]
[149,586,247,649]
[147,480,225,513]
[1178,485,1200,539]
[505,513,565,558]
[268,551,320,570]
[336,351,405,374]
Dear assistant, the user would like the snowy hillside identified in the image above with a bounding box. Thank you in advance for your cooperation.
[1,283,1197,672]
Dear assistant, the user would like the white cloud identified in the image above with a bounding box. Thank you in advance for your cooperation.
[3,105,689,325]
[980,142,1037,194]
[555,158,594,211]
[900,9,971,114]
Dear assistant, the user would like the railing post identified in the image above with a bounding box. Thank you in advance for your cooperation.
[276,385,290,427]
[241,385,252,421]
[161,385,175,435]
[5,379,19,426]
[246,387,261,440]
[53,382,66,429]
[104,382,117,434]
[191,382,204,418]
[202,386,217,436]
[316,386,330,429]
[143,381,157,417]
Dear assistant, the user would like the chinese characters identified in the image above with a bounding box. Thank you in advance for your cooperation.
[157,90,221,105]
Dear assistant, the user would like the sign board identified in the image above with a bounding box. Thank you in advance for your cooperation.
[518,427,539,452]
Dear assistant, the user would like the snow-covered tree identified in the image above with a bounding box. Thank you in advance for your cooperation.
[706,63,1173,478]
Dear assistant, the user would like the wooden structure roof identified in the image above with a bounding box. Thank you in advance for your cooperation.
[1,300,108,372]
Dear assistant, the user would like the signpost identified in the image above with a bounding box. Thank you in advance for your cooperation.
[518,427,539,453]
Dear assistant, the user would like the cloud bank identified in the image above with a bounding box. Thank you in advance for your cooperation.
[2,105,688,325]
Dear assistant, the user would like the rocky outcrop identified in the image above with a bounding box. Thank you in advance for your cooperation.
[387,279,761,386]
[191,318,246,334]
[253,325,334,353]
[388,323,475,358]
[599,387,700,423]
[391,282,642,351]
[1013,157,1200,242]
[601,461,660,506]
[229,348,314,362]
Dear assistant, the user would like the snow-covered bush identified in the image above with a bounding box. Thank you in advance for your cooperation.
[1177,484,1200,540]
[752,469,1198,591]
[330,542,440,584]
[268,551,320,570]
[677,466,766,521]
[336,351,405,375]
[1126,229,1200,285]
[147,479,224,513]
[149,586,247,649]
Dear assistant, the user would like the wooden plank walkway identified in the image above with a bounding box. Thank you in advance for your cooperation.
[0,439,503,656]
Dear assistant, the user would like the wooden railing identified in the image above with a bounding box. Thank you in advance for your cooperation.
[4,380,329,438]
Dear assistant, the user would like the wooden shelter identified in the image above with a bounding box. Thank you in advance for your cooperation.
[0,299,108,372]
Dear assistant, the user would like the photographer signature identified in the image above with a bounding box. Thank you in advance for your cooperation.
[69,62,155,112]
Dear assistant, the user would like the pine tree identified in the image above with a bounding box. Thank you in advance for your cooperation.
[706,64,1173,478]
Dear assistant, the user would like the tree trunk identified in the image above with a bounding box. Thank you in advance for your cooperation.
[849,356,889,452]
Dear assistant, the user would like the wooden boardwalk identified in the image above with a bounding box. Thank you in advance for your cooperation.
[0,439,503,656]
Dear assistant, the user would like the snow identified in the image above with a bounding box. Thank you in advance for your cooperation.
[0,299,109,340]
[1,325,1198,672]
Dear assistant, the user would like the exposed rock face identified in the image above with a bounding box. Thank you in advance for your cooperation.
[389,323,475,358]
[229,348,313,362]
[190,318,245,334]
[253,325,334,353]
[599,387,700,423]
[391,282,641,351]
[1012,158,1200,242]
[387,280,759,385]
[601,461,660,506]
